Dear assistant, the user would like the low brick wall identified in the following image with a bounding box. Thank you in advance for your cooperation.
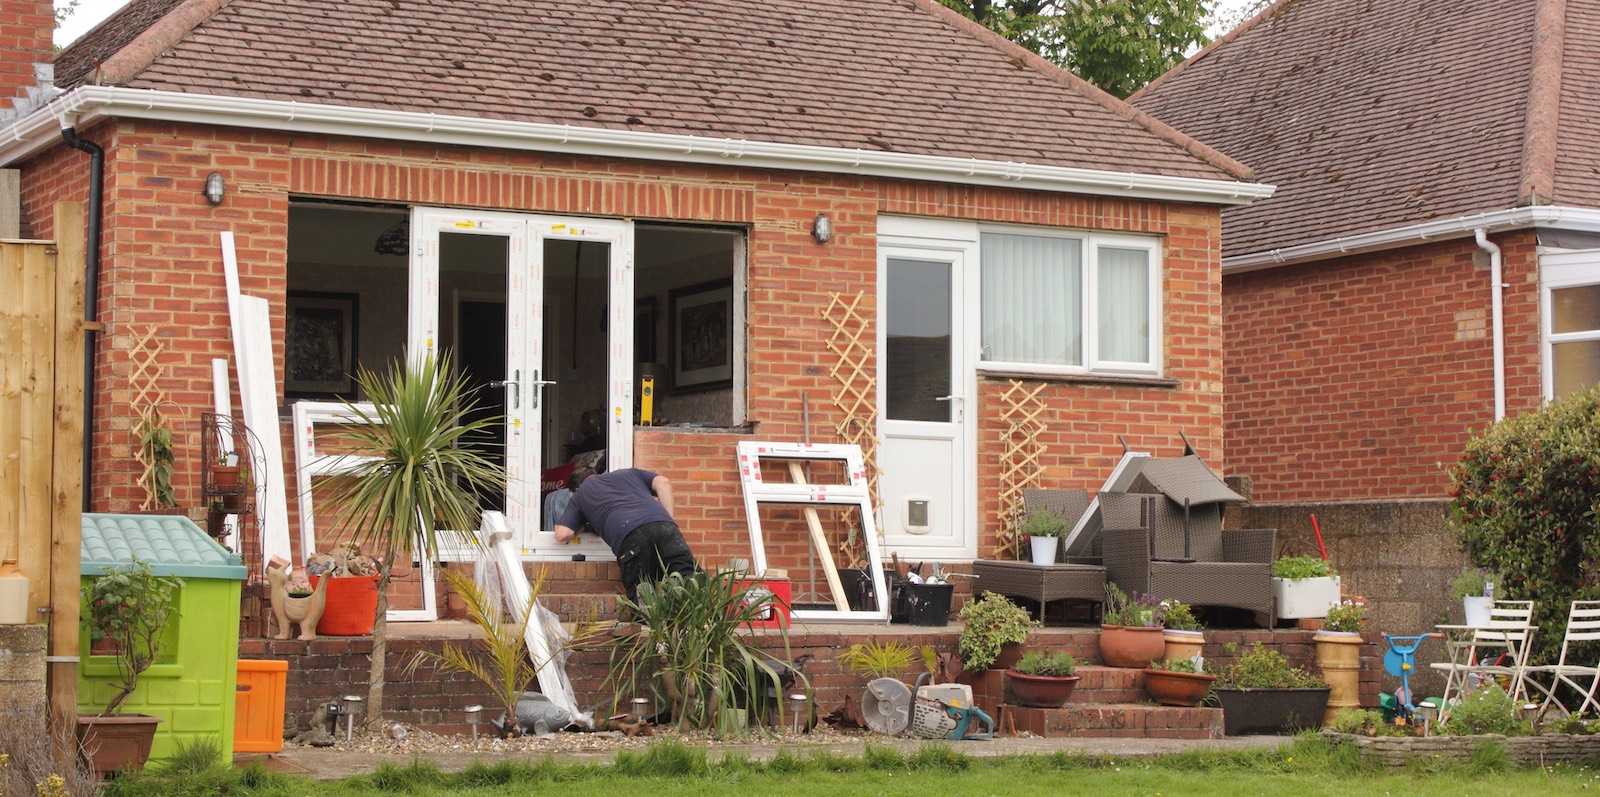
[254,625,1379,736]
[1329,731,1600,770]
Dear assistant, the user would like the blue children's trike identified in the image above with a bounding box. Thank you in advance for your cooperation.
[1383,632,1443,723]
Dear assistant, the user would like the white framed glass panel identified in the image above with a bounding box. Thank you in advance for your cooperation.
[886,258,954,423]
[980,232,1082,367]
[1540,253,1600,401]
[1097,246,1151,364]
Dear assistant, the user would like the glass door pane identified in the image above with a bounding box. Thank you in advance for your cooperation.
[886,257,952,423]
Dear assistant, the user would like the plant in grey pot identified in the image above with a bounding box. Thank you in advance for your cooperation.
[1211,643,1330,735]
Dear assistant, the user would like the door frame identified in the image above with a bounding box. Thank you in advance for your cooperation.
[876,216,980,561]
[408,208,633,561]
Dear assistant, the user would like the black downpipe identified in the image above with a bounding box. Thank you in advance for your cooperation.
[61,127,102,512]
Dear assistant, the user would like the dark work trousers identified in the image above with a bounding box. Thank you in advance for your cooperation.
[616,520,698,601]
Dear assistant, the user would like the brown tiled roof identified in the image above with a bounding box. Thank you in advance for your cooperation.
[51,0,1249,184]
[1131,0,1581,258]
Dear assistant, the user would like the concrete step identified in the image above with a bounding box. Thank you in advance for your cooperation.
[999,702,1225,740]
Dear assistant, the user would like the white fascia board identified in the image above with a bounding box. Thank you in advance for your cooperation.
[1222,206,1600,273]
[2,86,1274,206]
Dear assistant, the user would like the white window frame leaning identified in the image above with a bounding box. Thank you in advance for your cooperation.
[1540,251,1600,401]
[976,225,1163,378]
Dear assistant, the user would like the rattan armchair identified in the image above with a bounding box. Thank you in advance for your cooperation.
[971,488,1107,622]
[1098,457,1275,627]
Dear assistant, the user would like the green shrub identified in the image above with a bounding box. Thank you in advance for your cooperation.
[1159,599,1203,632]
[1438,684,1531,737]
[1012,650,1076,677]
[1021,507,1069,538]
[957,594,1037,672]
[1273,555,1335,580]
[1450,382,1600,664]
[840,640,917,681]
[1150,657,1201,673]
[1214,643,1327,689]
[1447,565,1499,601]
[1322,600,1366,633]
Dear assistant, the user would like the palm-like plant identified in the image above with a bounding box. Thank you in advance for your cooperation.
[318,350,505,730]
[404,567,542,736]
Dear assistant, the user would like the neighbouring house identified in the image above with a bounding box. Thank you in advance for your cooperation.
[1130,0,1600,637]
[1,0,1268,643]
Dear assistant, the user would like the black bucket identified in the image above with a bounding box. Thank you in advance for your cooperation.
[903,583,953,626]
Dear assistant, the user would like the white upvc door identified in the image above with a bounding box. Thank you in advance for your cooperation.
[410,210,632,565]
[877,217,979,561]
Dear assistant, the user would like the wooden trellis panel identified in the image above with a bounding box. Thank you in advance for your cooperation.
[995,379,1051,559]
[126,325,170,511]
[822,292,881,561]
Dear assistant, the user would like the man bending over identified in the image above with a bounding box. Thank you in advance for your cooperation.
[554,467,698,601]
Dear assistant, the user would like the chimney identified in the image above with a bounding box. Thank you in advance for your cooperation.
[0,0,55,103]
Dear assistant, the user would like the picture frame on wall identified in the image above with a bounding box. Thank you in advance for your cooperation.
[285,291,359,398]
[634,296,657,365]
[668,278,733,392]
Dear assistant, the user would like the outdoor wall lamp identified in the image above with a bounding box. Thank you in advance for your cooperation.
[811,212,833,244]
[203,172,226,205]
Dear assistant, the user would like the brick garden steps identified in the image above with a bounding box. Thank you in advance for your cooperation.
[1001,703,1225,740]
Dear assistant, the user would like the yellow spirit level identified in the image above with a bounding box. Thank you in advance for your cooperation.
[639,375,655,426]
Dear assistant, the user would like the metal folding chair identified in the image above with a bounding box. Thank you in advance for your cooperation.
[1432,600,1538,707]
[1524,601,1600,717]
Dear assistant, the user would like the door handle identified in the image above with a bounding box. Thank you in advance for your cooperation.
[527,369,556,409]
[934,395,962,402]
[489,369,520,409]
[935,394,963,421]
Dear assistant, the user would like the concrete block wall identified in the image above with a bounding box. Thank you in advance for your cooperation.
[0,624,47,743]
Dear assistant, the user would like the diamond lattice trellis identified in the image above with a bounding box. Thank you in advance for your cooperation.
[995,379,1051,559]
[822,292,881,565]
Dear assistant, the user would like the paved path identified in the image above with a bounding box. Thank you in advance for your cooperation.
[250,735,1291,780]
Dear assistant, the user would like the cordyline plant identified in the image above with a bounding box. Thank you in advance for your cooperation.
[319,350,505,730]
[1449,382,1600,664]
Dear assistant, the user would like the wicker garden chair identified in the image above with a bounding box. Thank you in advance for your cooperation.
[1098,458,1275,627]
[971,488,1107,622]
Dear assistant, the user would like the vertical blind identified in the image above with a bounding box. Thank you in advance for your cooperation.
[980,233,1081,366]
[1097,245,1150,364]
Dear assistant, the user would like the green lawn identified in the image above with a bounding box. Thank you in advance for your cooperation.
[100,736,1600,797]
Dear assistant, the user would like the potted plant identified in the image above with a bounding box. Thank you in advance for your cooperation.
[1021,507,1068,565]
[77,559,184,775]
[1271,555,1340,621]
[1211,642,1330,735]
[1099,582,1165,668]
[840,639,919,683]
[1450,565,1498,627]
[1143,656,1215,707]
[1004,650,1079,707]
[957,593,1038,672]
[1313,599,1367,725]
[1160,598,1205,662]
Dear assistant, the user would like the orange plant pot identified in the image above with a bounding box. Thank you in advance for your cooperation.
[309,574,380,636]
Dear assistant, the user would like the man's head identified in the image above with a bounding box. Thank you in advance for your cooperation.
[568,465,596,491]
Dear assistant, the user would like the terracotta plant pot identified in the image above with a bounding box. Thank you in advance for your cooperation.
[309,574,380,636]
[1004,670,1081,708]
[209,464,242,486]
[1099,624,1166,668]
[1162,628,1205,663]
[76,714,163,776]
[1314,630,1364,724]
[1143,669,1217,707]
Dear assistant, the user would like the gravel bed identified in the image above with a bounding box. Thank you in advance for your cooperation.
[288,721,883,759]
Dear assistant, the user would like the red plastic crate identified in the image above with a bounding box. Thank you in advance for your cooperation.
[736,579,791,629]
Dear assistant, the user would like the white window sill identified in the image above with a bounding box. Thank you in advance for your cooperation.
[978,368,1179,388]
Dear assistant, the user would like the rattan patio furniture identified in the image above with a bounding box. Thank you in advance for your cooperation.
[1098,456,1276,627]
[971,488,1107,622]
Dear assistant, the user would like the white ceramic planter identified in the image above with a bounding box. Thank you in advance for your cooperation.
[1272,575,1341,619]
[1029,535,1060,565]
[1463,595,1492,627]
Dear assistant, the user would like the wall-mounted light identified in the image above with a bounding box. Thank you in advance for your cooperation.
[811,213,833,244]
[203,172,226,205]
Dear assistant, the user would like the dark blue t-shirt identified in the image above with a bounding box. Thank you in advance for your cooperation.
[557,468,674,553]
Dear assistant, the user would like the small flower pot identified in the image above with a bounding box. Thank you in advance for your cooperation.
[1463,596,1492,627]
[1004,671,1081,708]
[1143,669,1217,707]
[76,714,163,776]
[310,574,381,636]
[1029,535,1060,565]
[1162,628,1205,663]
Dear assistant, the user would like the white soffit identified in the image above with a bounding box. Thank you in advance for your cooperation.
[2,86,1274,206]
[1223,206,1600,273]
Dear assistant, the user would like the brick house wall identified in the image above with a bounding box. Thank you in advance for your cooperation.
[1223,232,1545,504]
[19,118,1226,567]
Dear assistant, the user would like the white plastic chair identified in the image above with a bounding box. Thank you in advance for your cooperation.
[1524,601,1600,716]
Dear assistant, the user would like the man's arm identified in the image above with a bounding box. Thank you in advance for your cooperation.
[651,474,676,517]
[554,523,578,544]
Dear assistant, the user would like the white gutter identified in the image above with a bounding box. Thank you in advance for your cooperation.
[1222,206,1600,273]
[1475,228,1505,421]
[1,86,1274,206]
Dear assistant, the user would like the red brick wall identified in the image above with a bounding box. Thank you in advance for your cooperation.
[0,0,51,103]
[17,119,1226,561]
[1223,232,1545,504]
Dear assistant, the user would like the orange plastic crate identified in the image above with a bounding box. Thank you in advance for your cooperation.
[234,660,288,753]
[736,579,792,629]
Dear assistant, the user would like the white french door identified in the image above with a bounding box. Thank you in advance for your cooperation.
[410,209,632,566]
[877,218,979,560]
